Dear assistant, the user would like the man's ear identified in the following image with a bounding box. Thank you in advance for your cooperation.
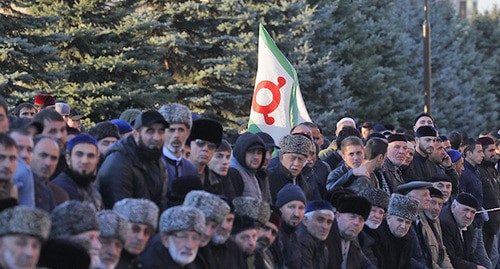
[160,233,169,248]
[133,128,140,143]
[65,153,71,166]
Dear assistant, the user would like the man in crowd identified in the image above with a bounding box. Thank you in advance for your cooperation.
[413,113,435,132]
[13,102,36,120]
[0,134,19,200]
[231,215,260,269]
[87,121,121,155]
[255,207,282,269]
[411,125,438,181]
[383,134,408,193]
[96,210,130,269]
[9,127,36,206]
[97,111,169,209]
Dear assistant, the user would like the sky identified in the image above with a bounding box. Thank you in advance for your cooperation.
[478,0,499,13]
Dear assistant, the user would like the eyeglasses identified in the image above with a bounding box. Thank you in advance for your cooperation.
[195,139,217,150]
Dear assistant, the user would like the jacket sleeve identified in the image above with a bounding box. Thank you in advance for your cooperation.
[326,166,354,190]
[299,236,315,269]
[97,152,134,209]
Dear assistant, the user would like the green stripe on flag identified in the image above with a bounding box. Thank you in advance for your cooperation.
[259,24,294,80]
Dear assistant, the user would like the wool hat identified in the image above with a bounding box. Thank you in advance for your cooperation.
[429,187,444,199]
[158,103,193,129]
[113,198,159,230]
[55,102,70,115]
[34,94,55,107]
[324,187,356,209]
[88,121,120,141]
[415,126,437,137]
[119,109,141,125]
[387,193,420,221]
[133,110,169,130]
[38,239,91,269]
[96,210,130,244]
[110,119,134,135]
[275,184,307,208]
[397,181,433,195]
[446,150,462,163]
[256,132,279,149]
[269,205,282,229]
[359,188,390,211]
[160,206,205,235]
[231,215,258,235]
[279,134,311,157]
[305,200,334,214]
[50,201,99,240]
[168,175,203,203]
[233,196,271,225]
[187,118,223,147]
[67,134,98,154]
[337,195,372,220]
[455,192,479,210]
[478,137,494,148]
[183,190,230,225]
[0,206,51,242]
[429,174,452,183]
[388,134,408,143]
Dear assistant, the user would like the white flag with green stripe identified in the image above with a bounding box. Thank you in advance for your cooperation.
[248,24,311,144]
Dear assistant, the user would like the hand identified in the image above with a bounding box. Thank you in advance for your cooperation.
[352,165,370,177]
[442,154,452,168]
[477,265,486,269]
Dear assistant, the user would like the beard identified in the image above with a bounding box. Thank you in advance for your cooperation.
[137,139,162,161]
[211,231,230,245]
[365,219,381,230]
[168,238,196,267]
[256,237,270,250]
[67,169,96,187]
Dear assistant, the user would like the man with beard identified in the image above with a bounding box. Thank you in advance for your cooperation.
[428,137,461,197]
[357,188,390,267]
[97,111,169,209]
[157,104,198,189]
[255,132,278,203]
[96,211,130,269]
[231,215,260,269]
[53,134,103,210]
[113,198,159,269]
[255,207,281,269]
[138,206,206,268]
[297,200,335,269]
[411,126,438,182]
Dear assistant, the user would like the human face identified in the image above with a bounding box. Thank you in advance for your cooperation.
[465,144,483,166]
[310,127,323,147]
[306,143,316,169]
[365,206,385,229]
[9,132,33,165]
[433,181,452,202]
[18,107,36,120]
[291,125,312,140]
[200,220,218,247]
[361,127,373,140]
[336,212,364,240]
[0,145,18,182]
[137,123,166,151]
[453,158,464,175]
[97,137,117,155]
[31,139,59,181]
[303,211,334,241]
[414,116,434,131]
[416,136,436,156]
[42,119,67,150]
[71,231,101,268]
[483,144,499,163]
[163,231,200,267]
[0,107,8,134]
[99,238,122,269]
[451,202,476,229]
[386,215,412,238]
[165,123,190,157]
[189,139,216,167]
[403,146,415,166]
[67,118,81,131]
[67,143,99,176]
[208,150,231,176]
[342,145,364,169]
[430,141,446,164]
[280,153,307,177]
[262,148,274,169]
[233,228,258,255]
[256,222,278,250]
[280,201,305,227]
[407,189,431,211]
[442,140,451,151]
[124,223,152,255]
[212,213,234,244]
[424,197,444,221]
[0,235,41,269]
[387,141,408,167]
[245,148,263,170]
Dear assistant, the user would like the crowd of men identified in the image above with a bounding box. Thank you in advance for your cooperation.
[0,93,499,269]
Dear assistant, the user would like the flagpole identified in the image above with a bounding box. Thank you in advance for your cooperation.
[423,0,432,115]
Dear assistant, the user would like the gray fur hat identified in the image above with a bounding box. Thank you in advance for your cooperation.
[359,188,390,211]
[279,134,312,156]
[158,103,192,129]
[233,196,271,225]
[0,206,51,242]
[160,206,205,235]
[96,210,130,244]
[50,201,99,240]
[387,194,420,221]
[183,190,230,225]
[112,198,159,230]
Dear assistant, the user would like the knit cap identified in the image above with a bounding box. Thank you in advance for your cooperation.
[275,184,306,208]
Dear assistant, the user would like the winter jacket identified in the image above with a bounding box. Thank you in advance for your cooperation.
[52,171,103,211]
[297,224,329,269]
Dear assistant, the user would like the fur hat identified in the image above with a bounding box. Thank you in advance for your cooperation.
[183,190,230,225]
[231,215,258,235]
[337,195,372,221]
[0,206,51,241]
[88,121,120,141]
[96,210,130,244]
[187,119,223,146]
[359,188,390,211]
[38,239,90,269]
[397,181,433,195]
[324,187,356,209]
[275,184,307,208]
[160,206,205,235]
[158,103,192,129]
[233,196,271,225]
[168,175,203,202]
[387,194,420,221]
[113,198,159,230]
[119,108,141,125]
[455,192,479,210]
[50,201,99,240]
[279,134,311,157]
[415,126,437,137]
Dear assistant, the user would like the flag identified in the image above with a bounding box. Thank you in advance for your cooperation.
[248,23,311,144]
